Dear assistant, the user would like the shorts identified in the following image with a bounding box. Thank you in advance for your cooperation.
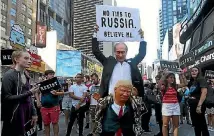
[206,107,214,114]
[62,101,72,110]
[40,106,60,125]
[90,105,96,122]
[162,103,180,116]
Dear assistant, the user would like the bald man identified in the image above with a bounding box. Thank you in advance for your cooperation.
[92,25,147,99]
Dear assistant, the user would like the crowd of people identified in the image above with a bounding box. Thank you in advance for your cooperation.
[1,25,214,136]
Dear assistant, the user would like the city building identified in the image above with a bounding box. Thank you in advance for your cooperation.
[1,0,36,49]
[179,0,214,73]
[72,0,116,57]
[38,0,72,46]
[158,0,188,59]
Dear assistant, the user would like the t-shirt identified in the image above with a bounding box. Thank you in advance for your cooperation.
[41,93,59,108]
[69,84,87,107]
[189,78,208,100]
[162,87,178,103]
[89,84,100,105]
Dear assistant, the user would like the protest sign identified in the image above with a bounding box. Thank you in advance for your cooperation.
[90,85,100,95]
[160,60,179,72]
[38,77,61,94]
[179,51,195,69]
[205,70,214,79]
[1,49,15,65]
[96,5,141,42]
[24,120,37,136]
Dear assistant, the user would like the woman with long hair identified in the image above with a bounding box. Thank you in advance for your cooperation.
[160,70,187,136]
[62,78,73,128]
[188,67,209,136]
[1,50,39,136]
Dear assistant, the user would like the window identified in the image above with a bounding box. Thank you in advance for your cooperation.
[27,18,32,25]
[28,28,32,35]
[191,25,202,48]
[184,38,191,54]
[10,20,15,26]
[201,10,214,40]
[12,0,16,5]
[28,8,32,15]
[28,0,33,5]
[0,39,7,47]
[21,14,25,22]
[1,14,6,23]
[1,27,6,35]
[22,25,26,31]
[26,38,31,46]
[22,4,26,11]
[1,2,7,11]
[10,8,16,16]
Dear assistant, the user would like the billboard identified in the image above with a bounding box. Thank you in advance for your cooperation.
[169,23,184,60]
[162,30,169,60]
[56,50,81,77]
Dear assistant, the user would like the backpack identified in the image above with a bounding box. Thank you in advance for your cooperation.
[205,86,214,108]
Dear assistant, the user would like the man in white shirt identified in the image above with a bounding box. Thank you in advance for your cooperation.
[92,25,147,99]
[66,73,87,136]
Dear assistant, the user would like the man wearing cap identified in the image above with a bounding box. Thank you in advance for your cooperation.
[92,80,144,136]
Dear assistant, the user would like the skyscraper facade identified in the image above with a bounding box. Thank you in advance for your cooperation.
[38,0,72,46]
[158,0,188,59]
[1,0,36,48]
[72,0,116,57]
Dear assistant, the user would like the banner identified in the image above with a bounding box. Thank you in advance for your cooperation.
[56,50,81,77]
[27,61,45,73]
[36,23,47,48]
[28,52,41,67]
[96,5,141,42]
[87,61,95,73]
[205,70,214,79]
[1,49,15,65]
[179,51,195,69]
[160,60,179,72]
[38,77,61,94]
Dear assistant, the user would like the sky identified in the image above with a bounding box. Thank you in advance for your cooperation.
[116,0,160,65]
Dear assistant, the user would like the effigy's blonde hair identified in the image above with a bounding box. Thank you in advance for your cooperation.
[114,80,133,89]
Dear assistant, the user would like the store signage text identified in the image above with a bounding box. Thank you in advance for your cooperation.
[194,40,213,56]
[180,0,207,35]
[189,51,214,68]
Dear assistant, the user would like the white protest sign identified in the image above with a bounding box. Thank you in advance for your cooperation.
[96,5,141,42]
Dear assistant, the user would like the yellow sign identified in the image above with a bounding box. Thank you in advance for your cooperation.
[95,64,103,73]
[87,61,95,71]
[27,61,45,73]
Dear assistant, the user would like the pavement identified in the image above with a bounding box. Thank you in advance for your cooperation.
[38,110,214,136]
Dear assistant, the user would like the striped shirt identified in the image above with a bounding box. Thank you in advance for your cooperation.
[162,87,178,103]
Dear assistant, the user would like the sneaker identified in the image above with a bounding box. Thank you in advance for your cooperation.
[208,126,212,131]
[169,127,173,134]
[210,127,214,132]
[76,124,79,134]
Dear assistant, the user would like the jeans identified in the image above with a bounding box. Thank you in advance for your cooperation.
[66,106,86,136]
